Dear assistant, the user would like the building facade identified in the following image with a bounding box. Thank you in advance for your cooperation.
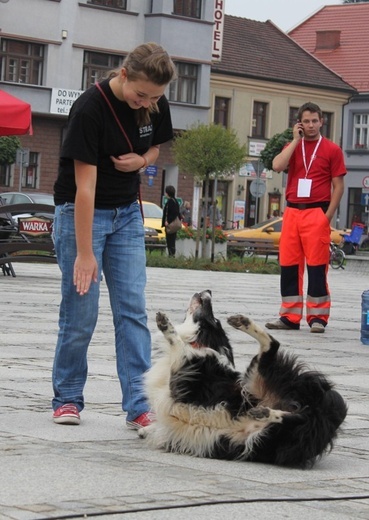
[0,0,214,206]
[1,2,361,232]
[289,2,369,230]
[210,15,355,229]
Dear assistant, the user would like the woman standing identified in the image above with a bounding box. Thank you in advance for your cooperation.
[52,43,176,430]
[162,185,181,257]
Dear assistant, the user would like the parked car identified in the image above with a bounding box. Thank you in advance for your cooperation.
[142,201,165,240]
[0,194,166,240]
[0,191,55,220]
[225,217,349,247]
[1,191,54,206]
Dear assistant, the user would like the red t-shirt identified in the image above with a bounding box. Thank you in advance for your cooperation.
[285,137,346,203]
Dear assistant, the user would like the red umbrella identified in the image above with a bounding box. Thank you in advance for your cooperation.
[0,89,33,136]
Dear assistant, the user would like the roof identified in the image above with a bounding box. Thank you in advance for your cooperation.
[288,3,369,92]
[211,15,355,94]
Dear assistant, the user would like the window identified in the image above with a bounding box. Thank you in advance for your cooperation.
[22,152,39,189]
[252,102,268,138]
[353,114,369,149]
[169,63,198,104]
[214,97,230,128]
[321,112,332,139]
[0,39,44,85]
[82,51,124,90]
[0,164,11,187]
[288,107,299,128]
[88,0,127,8]
[347,188,365,229]
[173,0,201,18]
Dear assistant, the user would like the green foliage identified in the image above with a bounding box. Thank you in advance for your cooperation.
[145,250,280,274]
[176,226,227,243]
[0,136,21,165]
[259,128,293,171]
[172,123,246,181]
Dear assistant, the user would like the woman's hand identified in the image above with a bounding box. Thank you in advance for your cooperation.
[74,160,98,295]
[110,153,144,172]
[73,252,98,296]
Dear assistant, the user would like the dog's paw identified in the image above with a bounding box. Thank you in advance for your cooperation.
[156,312,169,332]
[247,406,272,421]
[137,427,148,439]
[247,406,290,423]
[227,315,251,330]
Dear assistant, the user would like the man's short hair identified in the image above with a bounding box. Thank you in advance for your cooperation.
[298,102,322,120]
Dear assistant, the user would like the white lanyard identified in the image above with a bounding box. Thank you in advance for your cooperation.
[301,136,322,178]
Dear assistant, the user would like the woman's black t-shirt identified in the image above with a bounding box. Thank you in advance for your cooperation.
[54,79,174,208]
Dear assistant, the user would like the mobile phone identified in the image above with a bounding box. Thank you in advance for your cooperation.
[297,120,304,137]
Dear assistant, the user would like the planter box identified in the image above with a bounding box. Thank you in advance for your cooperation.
[205,241,227,260]
[176,239,197,258]
[176,239,227,260]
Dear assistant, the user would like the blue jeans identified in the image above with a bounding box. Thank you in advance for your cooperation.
[52,201,151,421]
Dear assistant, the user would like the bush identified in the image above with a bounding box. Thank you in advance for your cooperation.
[260,128,293,171]
[146,250,280,274]
[176,226,227,244]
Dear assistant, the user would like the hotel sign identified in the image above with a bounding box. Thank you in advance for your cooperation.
[212,0,225,61]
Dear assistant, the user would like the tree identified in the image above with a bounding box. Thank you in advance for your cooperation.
[259,128,293,171]
[173,123,246,259]
[0,136,21,165]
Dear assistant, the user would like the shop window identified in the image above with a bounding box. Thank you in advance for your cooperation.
[21,152,39,189]
[0,164,12,187]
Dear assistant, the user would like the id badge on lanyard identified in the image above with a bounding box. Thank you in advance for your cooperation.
[297,178,312,197]
[298,136,322,198]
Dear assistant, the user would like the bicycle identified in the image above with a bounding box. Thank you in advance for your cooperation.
[330,241,345,269]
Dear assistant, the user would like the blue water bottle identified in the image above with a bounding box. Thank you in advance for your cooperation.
[361,290,369,345]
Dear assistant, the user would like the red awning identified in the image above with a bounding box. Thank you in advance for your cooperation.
[0,89,33,136]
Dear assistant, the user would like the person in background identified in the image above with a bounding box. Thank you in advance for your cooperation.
[180,200,192,226]
[51,43,176,429]
[162,185,181,257]
[209,200,222,227]
[265,101,346,334]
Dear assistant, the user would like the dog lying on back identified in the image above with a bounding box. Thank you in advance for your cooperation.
[139,290,347,468]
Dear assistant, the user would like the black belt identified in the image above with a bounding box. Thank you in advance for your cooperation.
[286,201,329,210]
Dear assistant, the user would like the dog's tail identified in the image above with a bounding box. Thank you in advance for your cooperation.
[264,386,348,468]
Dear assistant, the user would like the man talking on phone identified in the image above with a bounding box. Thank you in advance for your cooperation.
[265,102,346,334]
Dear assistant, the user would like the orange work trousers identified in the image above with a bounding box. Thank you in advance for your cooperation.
[278,206,331,328]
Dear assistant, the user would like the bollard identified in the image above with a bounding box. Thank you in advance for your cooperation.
[360,290,369,345]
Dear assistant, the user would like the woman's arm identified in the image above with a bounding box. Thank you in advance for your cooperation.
[73,160,98,295]
[110,145,160,172]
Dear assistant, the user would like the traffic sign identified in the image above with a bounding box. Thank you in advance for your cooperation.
[145,165,157,176]
[363,176,369,189]
[361,192,369,206]
[250,179,266,198]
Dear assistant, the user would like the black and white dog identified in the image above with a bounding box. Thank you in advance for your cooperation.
[139,290,347,468]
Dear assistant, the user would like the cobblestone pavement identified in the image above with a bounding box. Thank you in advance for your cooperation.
[0,263,368,520]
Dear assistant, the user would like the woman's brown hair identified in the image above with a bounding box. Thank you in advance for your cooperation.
[108,42,176,126]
